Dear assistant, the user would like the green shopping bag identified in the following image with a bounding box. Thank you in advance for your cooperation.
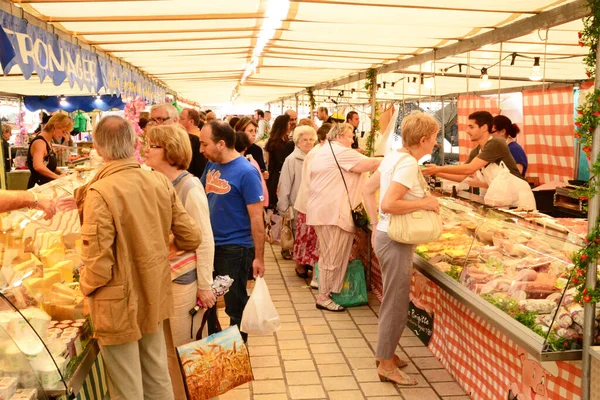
[315,259,368,307]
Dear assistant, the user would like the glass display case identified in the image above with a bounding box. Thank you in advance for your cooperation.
[0,170,99,398]
[413,196,590,360]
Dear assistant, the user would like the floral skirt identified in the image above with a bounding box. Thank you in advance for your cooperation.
[293,212,319,267]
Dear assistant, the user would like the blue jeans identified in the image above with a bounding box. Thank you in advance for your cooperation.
[214,245,254,341]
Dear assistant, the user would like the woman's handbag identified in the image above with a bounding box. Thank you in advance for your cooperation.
[387,155,442,245]
[280,217,294,251]
[328,141,369,228]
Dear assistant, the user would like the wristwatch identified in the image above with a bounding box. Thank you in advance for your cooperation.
[30,192,38,209]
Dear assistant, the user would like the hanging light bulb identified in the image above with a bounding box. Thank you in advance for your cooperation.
[529,57,542,81]
[479,68,492,88]
[351,88,358,100]
[407,77,417,94]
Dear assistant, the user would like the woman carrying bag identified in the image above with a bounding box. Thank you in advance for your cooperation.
[362,111,440,386]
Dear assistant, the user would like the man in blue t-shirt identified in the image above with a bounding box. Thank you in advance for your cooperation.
[200,121,265,340]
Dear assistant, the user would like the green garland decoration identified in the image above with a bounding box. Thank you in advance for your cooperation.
[306,87,316,110]
[364,68,380,156]
[570,0,600,305]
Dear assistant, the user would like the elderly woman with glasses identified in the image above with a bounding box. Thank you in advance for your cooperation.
[144,123,215,399]
[307,123,382,311]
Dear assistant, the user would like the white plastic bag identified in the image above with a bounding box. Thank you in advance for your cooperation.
[484,162,536,210]
[241,277,280,335]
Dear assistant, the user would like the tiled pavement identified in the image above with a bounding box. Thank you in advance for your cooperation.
[216,243,470,400]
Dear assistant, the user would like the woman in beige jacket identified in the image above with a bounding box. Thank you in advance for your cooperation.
[75,116,201,400]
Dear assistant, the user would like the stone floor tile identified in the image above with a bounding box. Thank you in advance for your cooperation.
[322,376,359,391]
[252,367,284,380]
[248,346,278,357]
[302,325,332,334]
[247,336,276,346]
[310,343,341,354]
[357,324,379,333]
[313,352,347,365]
[359,382,400,396]
[276,307,296,315]
[405,346,436,358]
[400,362,420,375]
[431,382,467,396]
[306,334,336,344]
[342,347,374,358]
[332,329,363,338]
[400,387,442,400]
[277,339,307,350]
[216,388,250,400]
[348,309,376,317]
[288,385,326,399]
[279,322,301,331]
[276,330,304,340]
[299,317,328,326]
[252,379,287,394]
[251,356,281,368]
[296,310,323,318]
[293,303,318,310]
[402,329,415,338]
[441,396,471,400]
[413,357,444,370]
[290,296,315,304]
[323,313,353,321]
[284,359,316,372]
[348,357,377,370]
[363,333,379,342]
[352,316,380,325]
[317,363,353,377]
[338,338,370,348]
[328,390,365,400]
[328,321,358,330]
[280,349,312,360]
[273,301,293,309]
[400,336,426,347]
[353,368,381,382]
[285,371,321,385]
[422,369,455,383]
[253,395,289,400]
[279,314,299,322]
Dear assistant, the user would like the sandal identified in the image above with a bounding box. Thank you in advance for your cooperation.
[377,367,418,386]
[281,249,293,260]
[316,299,345,312]
[375,354,409,369]
[295,268,309,279]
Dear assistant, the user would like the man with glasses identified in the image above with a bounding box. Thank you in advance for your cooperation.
[149,103,206,178]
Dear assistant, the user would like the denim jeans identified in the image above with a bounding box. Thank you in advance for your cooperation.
[214,245,254,341]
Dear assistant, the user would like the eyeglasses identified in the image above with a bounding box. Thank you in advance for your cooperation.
[150,117,171,124]
[148,145,163,149]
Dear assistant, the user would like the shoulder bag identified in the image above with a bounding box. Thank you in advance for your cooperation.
[387,154,442,244]
[328,141,369,228]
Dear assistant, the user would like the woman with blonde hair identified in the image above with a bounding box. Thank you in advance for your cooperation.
[363,111,440,386]
[277,125,317,265]
[27,113,72,188]
[144,123,215,399]
[307,123,382,311]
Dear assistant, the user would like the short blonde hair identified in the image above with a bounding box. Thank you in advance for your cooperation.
[94,116,137,161]
[297,118,316,130]
[327,123,353,141]
[401,111,439,147]
[44,113,73,133]
[146,124,192,170]
[293,125,317,144]
[2,124,11,135]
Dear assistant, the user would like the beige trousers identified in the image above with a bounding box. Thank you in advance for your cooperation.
[100,321,173,400]
[314,225,354,295]
[164,281,207,400]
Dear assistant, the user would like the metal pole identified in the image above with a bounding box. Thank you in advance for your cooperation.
[581,38,600,400]
[441,98,445,166]
[370,71,378,155]
[295,96,299,114]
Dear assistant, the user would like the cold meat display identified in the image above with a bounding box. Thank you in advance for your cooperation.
[414,196,590,358]
[0,170,101,398]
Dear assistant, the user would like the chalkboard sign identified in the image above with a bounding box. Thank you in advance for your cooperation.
[406,301,434,346]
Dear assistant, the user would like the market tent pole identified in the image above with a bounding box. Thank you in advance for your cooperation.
[370,70,377,156]
[582,38,600,400]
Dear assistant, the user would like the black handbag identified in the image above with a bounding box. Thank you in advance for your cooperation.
[328,141,369,228]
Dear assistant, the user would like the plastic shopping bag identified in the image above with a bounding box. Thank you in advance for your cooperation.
[484,162,518,207]
[241,277,280,335]
[316,259,368,308]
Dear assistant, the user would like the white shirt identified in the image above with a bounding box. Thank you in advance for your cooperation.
[377,151,426,233]
[256,120,268,142]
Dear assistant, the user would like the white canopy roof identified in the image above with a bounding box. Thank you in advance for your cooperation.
[2,0,589,106]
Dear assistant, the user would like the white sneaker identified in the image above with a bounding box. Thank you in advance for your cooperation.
[310,279,318,289]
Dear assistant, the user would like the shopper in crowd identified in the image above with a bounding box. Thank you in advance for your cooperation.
[75,116,201,400]
[362,111,439,386]
[491,115,528,177]
[317,107,334,124]
[285,109,298,132]
[294,123,331,284]
[198,110,207,129]
[297,117,317,131]
[265,114,294,209]
[228,116,240,130]
[235,131,269,207]
[2,124,12,175]
[206,111,217,123]
[235,117,267,177]
[265,110,272,128]
[199,120,265,341]
[150,103,207,179]
[27,113,72,189]
[307,123,382,311]
[254,109,270,142]
[144,123,215,399]
[346,111,362,151]
[0,189,55,217]
[34,111,51,135]
[278,125,317,263]
[423,110,523,181]
[138,117,149,132]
